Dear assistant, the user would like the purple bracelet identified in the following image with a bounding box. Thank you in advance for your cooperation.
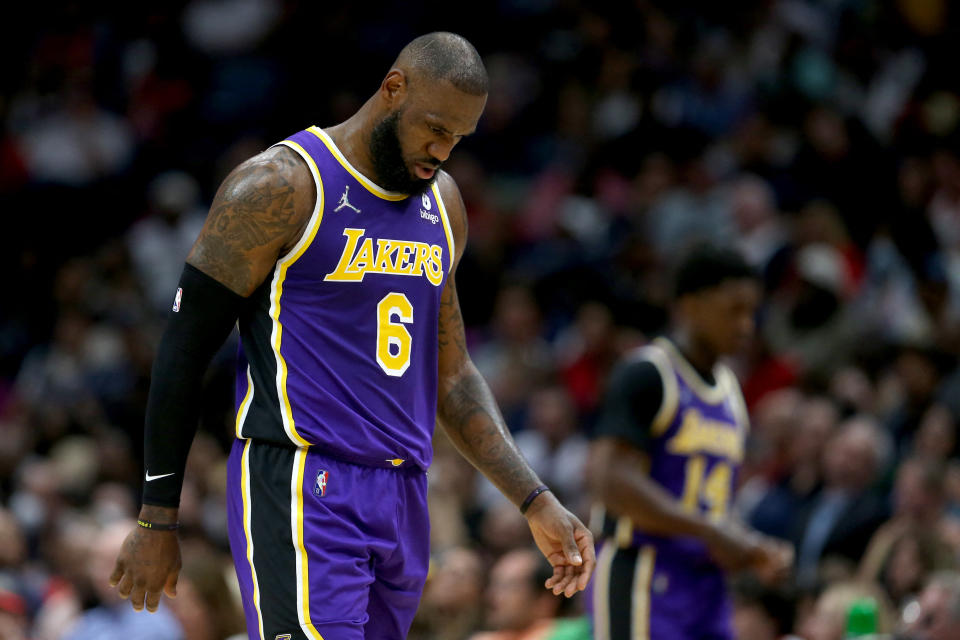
[519,485,550,515]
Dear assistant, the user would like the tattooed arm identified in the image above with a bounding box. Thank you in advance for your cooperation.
[188,145,315,295]
[435,172,595,596]
[111,146,315,613]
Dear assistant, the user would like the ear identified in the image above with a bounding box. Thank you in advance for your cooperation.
[379,69,408,108]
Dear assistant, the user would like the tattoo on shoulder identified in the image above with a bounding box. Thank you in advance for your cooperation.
[189,148,310,294]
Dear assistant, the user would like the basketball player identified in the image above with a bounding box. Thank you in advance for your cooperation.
[109,33,595,640]
[589,246,792,640]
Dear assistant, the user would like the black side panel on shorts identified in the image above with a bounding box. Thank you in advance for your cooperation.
[609,547,639,640]
[248,440,304,639]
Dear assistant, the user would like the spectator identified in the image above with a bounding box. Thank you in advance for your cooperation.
[901,571,960,640]
[790,416,891,587]
[746,394,839,540]
[411,546,485,640]
[469,548,587,640]
[60,520,183,640]
[126,171,206,314]
[798,580,894,640]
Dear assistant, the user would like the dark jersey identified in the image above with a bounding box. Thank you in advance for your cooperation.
[593,337,749,566]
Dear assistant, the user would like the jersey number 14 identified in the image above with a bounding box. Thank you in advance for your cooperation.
[680,456,732,520]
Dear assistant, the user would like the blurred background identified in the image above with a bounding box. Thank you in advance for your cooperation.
[3,1,960,639]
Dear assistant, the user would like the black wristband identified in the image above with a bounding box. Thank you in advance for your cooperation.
[137,519,181,531]
[520,485,550,515]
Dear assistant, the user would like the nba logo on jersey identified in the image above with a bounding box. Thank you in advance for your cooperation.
[172,287,182,312]
[314,470,329,497]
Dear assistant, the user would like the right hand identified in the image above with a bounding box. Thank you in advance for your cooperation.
[751,536,794,585]
[109,521,181,613]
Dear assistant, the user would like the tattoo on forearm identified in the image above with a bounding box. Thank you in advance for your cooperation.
[437,278,468,356]
[439,369,539,504]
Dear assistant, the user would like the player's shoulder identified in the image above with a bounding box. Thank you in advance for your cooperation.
[210,144,316,248]
[623,340,674,376]
[220,144,315,202]
[435,169,467,255]
[610,344,671,393]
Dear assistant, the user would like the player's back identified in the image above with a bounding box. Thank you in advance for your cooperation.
[234,126,455,470]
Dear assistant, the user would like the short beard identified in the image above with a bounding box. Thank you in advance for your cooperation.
[369,110,437,195]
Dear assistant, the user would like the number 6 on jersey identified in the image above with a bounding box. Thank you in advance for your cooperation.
[377,292,413,376]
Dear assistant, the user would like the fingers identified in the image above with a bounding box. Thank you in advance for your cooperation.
[164,572,179,599]
[542,521,596,597]
[116,572,133,600]
[560,527,583,566]
[129,583,147,612]
[575,525,596,592]
[544,565,566,590]
[549,565,576,596]
[109,561,124,588]
[145,588,162,614]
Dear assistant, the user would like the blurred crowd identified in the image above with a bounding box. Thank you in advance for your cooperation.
[4,1,960,639]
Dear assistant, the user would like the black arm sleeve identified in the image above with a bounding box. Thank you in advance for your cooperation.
[141,263,247,507]
[593,359,663,450]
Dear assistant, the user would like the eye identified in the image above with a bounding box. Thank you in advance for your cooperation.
[430,126,444,135]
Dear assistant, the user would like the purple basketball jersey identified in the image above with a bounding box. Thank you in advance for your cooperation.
[625,337,749,564]
[232,126,454,470]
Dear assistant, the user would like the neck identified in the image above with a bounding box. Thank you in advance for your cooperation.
[325,98,380,181]
[672,331,717,375]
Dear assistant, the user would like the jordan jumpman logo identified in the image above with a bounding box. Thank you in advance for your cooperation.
[334,185,361,213]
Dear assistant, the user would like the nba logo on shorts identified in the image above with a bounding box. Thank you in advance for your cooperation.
[314,470,329,497]
[275,635,292,640]
[172,287,183,312]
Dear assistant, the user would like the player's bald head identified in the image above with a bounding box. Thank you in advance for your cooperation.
[394,32,488,96]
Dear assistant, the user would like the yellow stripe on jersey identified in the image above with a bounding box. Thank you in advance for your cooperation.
[241,440,265,640]
[307,126,408,201]
[268,140,325,447]
[656,337,727,405]
[615,516,634,548]
[235,365,254,439]
[291,448,324,639]
[431,182,456,271]
[641,345,679,437]
[631,546,656,640]
[593,540,617,640]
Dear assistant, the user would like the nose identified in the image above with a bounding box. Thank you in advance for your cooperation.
[427,139,456,163]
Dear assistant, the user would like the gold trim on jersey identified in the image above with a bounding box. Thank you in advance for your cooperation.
[631,545,656,640]
[655,337,728,405]
[269,140,325,447]
[241,440,265,640]
[235,365,254,439]
[722,367,751,435]
[431,182,455,272]
[615,516,634,548]
[625,343,679,437]
[307,126,408,201]
[291,448,324,639]
[593,540,617,640]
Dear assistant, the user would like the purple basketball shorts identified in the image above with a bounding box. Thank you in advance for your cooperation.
[226,438,430,640]
[588,540,733,640]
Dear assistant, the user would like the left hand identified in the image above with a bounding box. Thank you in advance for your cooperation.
[523,492,596,597]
